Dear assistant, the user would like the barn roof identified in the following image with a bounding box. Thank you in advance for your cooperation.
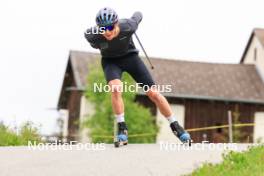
[59,50,264,104]
[241,28,264,63]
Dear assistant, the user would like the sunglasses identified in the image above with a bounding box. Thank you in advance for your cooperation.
[102,25,115,31]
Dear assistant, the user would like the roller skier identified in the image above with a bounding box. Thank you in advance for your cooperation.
[84,7,191,147]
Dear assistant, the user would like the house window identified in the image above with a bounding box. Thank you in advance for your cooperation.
[254,48,257,61]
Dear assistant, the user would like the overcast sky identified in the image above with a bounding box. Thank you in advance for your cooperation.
[0,0,263,135]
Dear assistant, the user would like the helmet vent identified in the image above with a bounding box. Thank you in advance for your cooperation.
[96,7,118,26]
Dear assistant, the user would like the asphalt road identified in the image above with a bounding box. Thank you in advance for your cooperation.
[0,143,251,176]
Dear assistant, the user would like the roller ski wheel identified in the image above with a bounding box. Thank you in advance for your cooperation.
[170,121,192,146]
[114,141,120,148]
[114,140,128,148]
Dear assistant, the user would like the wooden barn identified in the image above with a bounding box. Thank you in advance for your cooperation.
[57,28,264,143]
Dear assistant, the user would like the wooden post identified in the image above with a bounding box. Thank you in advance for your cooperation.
[228,110,233,143]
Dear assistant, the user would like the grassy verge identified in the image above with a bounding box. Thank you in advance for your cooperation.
[187,145,264,176]
[0,121,42,146]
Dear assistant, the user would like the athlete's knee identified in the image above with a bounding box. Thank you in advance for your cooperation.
[108,79,123,96]
[146,89,161,102]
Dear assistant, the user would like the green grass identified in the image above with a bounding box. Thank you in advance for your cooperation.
[0,121,42,146]
[187,145,264,176]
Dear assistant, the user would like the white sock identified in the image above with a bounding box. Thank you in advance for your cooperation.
[167,115,176,124]
[115,113,125,123]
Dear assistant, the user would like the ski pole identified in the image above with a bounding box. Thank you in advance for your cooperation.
[134,32,154,69]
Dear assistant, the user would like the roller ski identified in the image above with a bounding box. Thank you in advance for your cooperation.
[170,121,192,146]
[114,122,128,148]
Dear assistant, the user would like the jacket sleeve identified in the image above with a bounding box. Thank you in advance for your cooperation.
[127,11,143,32]
[84,28,99,49]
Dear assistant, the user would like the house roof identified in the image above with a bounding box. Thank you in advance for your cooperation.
[64,50,264,104]
[69,50,99,89]
[241,28,264,63]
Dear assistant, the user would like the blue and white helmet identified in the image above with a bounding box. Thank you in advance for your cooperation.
[96,7,118,26]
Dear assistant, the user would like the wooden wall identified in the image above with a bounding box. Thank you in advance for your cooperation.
[136,95,264,143]
[58,61,82,141]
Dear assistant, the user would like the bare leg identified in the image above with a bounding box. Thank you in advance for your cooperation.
[108,79,124,115]
[146,87,172,118]
[146,87,191,142]
[109,79,128,144]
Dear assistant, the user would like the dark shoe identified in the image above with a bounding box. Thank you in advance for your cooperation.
[170,121,191,142]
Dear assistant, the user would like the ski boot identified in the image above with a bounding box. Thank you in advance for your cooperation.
[114,122,128,148]
[170,121,192,146]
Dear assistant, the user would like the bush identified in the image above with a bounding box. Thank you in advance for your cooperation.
[188,145,264,176]
[0,121,42,146]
